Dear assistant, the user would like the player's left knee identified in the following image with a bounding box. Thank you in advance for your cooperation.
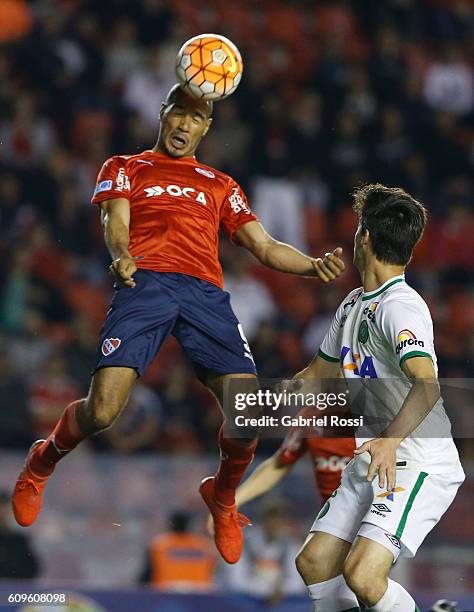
[343,557,386,606]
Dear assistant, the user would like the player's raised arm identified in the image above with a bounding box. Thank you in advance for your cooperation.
[100,198,137,288]
[236,452,294,508]
[234,220,345,282]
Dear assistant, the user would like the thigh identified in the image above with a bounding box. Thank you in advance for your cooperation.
[174,277,257,379]
[311,462,372,545]
[94,270,178,375]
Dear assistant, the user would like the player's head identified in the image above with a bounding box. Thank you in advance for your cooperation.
[352,183,427,272]
[157,84,213,158]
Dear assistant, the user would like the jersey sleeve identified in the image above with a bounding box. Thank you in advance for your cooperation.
[219,178,257,243]
[378,295,435,369]
[278,425,308,466]
[318,296,353,363]
[91,156,131,204]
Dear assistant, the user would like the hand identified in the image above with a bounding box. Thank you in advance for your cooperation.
[109,255,141,287]
[275,377,305,394]
[311,247,345,282]
[354,438,399,491]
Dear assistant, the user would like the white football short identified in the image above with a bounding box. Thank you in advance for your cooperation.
[310,453,465,559]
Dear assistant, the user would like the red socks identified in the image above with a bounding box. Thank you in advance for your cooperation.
[214,424,258,507]
[29,400,86,478]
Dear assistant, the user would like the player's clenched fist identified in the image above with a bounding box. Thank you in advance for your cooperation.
[109,254,139,288]
[311,247,345,282]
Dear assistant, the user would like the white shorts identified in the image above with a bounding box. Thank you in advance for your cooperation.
[310,454,464,559]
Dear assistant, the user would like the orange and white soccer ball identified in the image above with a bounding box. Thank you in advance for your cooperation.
[175,34,243,101]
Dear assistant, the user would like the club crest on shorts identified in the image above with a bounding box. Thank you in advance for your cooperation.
[102,338,121,356]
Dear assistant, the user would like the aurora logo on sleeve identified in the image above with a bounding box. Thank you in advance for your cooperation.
[395,329,425,354]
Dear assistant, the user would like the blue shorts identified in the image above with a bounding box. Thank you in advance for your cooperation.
[94,270,257,379]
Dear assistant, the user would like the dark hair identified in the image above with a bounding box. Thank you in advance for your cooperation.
[165,84,213,117]
[352,183,428,265]
[169,511,190,533]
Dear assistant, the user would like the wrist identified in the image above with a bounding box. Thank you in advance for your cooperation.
[113,251,132,261]
[309,258,319,277]
[382,435,403,448]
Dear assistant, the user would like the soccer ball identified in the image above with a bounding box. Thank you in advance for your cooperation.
[175,34,243,101]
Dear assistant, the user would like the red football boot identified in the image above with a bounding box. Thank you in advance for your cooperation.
[199,476,251,564]
[12,440,51,527]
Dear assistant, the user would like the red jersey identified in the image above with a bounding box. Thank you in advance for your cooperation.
[279,427,355,501]
[91,150,257,288]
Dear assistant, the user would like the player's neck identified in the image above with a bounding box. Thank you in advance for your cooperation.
[361,262,405,294]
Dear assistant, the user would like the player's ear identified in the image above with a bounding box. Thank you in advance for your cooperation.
[202,118,212,137]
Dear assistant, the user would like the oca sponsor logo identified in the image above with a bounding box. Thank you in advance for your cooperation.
[395,329,424,354]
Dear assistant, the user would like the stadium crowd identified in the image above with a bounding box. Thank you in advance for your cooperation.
[0,0,473,456]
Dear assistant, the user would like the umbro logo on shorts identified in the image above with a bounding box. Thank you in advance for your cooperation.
[102,338,122,356]
[385,533,401,549]
[372,503,391,514]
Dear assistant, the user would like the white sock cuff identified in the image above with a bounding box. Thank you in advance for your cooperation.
[308,574,346,598]
[308,575,359,611]
[372,578,416,611]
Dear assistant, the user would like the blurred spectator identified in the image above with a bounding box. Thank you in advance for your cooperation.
[0,0,31,43]
[0,94,56,166]
[423,44,473,115]
[253,176,307,253]
[29,352,80,439]
[140,510,216,591]
[224,252,275,340]
[0,349,33,449]
[0,491,39,579]
[105,18,142,88]
[222,500,303,604]
[102,382,162,453]
[123,46,175,129]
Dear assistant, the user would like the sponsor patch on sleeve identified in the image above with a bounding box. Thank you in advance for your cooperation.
[94,180,113,196]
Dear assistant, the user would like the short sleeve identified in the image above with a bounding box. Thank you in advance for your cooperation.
[91,156,131,204]
[319,289,362,363]
[220,178,257,242]
[278,426,308,466]
[378,296,435,369]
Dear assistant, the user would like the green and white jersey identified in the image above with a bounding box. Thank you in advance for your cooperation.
[319,274,462,474]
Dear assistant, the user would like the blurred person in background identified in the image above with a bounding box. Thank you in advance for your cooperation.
[223,250,275,341]
[0,349,33,450]
[140,510,216,592]
[28,352,80,440]
[222,500,303,606]
[0,492,39,579]
[101,382,161,454]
